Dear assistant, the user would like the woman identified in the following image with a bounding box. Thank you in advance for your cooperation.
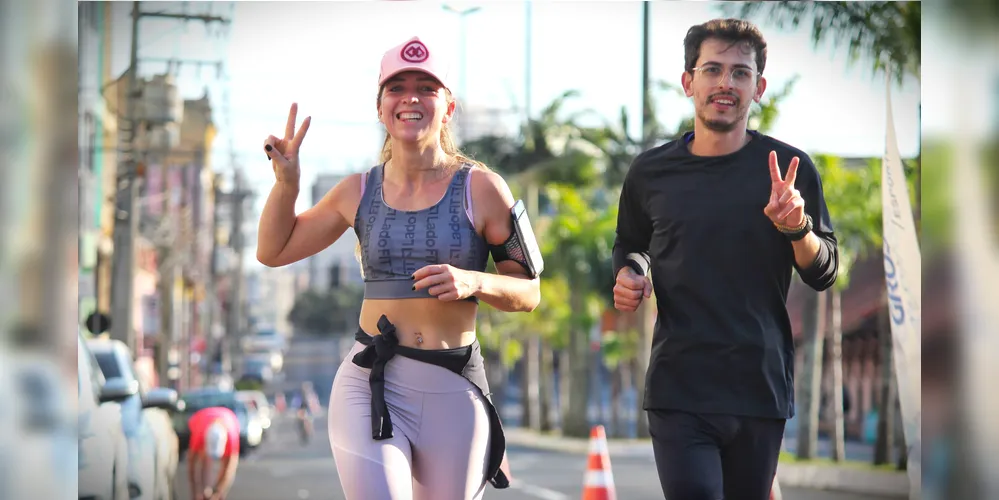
[256,36,543,499]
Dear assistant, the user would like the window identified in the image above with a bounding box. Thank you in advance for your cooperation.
[80,111,95,173]
[93,351,122,379]
[77,336,105,404]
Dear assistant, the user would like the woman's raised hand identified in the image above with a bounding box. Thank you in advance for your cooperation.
[264,102,311,186]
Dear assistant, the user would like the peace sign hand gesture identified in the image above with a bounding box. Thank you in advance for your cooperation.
[264,103,311,187]
[763,150,806,228]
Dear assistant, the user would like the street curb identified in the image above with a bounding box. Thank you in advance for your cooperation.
[775,462,909,498]
[504,428,909,498]
[505,428,652,456]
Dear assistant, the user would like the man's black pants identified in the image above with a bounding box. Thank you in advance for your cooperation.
[648,409,786,500]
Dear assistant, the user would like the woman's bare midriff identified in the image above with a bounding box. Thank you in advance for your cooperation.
[358,298,478,349]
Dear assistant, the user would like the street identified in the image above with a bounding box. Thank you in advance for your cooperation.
[174,412,896,500]
[174,333,900,500]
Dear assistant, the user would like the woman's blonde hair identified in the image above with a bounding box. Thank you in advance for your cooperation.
[355,86,490,269]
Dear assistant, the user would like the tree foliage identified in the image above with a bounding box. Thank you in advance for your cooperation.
[287,286,363,335]
[813,155,883,289]
[723,1,921,85]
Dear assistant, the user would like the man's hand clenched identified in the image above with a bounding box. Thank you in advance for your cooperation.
[614,267,653,312]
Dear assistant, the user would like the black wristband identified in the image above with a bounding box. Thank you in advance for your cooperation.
[784,214,813,241]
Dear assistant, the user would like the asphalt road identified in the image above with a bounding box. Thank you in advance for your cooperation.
[175,333,898,499]
[174,413,897,500]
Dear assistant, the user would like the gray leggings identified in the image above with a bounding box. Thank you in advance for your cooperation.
[328,341,493,500]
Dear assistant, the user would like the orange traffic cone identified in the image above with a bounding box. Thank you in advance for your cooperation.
[770,474,783,500]
[581,425,616,500]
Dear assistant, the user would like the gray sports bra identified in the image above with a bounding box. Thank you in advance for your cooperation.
[353,163,489,302]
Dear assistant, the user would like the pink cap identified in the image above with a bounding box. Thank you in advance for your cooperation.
[378,36,451,90]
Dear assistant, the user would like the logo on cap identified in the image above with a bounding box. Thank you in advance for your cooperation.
[401,40,429,63]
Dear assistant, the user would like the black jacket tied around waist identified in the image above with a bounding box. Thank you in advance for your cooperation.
[350,314,510,489]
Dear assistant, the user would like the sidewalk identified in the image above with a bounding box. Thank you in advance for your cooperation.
[505,428,909,498]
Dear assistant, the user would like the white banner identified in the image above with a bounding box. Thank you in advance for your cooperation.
[952,69,999,499]
[881,75,922,499]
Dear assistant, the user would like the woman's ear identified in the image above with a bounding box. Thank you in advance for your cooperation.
[443,98,456,124]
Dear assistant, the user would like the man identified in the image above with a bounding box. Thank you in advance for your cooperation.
[294,386,314,445]
[612,18,838,500]
[187,406,241,500]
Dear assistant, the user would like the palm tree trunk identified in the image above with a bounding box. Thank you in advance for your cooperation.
[629,356,642,438]
[520,356,532,427]
[558,348,570,430]
[874,294,896,465]
[488,322,509,425]
[563,287,592,437]
[830,288,846,461]
[525,335,541,431]
[539,342,555,431]
[610,363,623,438]
[796,287,826,459]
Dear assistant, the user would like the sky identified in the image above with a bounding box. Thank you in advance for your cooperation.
[109,0,925,220]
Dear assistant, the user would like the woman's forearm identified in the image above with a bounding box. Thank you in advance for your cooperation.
[473,272,540,312]
[256,181,299,264]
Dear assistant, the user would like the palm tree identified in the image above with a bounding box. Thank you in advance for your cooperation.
[600,327,641,438]
[813,155,883,461]
[568,76,801,438]
[464,90,602,433]
[541,184,619,437]
[476,275,572,430]
[725,0,922,225]
[723,2,920,85]
[725,2,923,464]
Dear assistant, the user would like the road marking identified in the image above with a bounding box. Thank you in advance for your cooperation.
[509,479,569,500]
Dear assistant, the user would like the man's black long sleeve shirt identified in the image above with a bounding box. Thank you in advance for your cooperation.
[612,131,839,419]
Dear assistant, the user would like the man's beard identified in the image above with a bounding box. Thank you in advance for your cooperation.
[697,100,750,133]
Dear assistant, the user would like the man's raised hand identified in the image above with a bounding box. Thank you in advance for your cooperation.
[763,150,805,228]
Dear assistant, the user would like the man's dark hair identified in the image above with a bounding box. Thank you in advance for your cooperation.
[683,18,768,75]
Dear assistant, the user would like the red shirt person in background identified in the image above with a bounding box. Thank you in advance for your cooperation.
[187,407,241,500]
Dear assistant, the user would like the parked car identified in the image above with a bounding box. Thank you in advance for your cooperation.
[77,332,131,500]
[1,349,77,500]
[174,388,263,456]
[237,390,273,434]
[238,355,274,385]
[88,338,181,500]
[241,328,287,354]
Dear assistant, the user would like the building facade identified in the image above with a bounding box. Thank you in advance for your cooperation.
[308,173,363,291]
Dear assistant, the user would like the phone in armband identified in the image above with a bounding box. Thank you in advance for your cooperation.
[511,199,544,278]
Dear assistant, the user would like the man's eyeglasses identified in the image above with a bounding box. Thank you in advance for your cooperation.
[691,65,759,87]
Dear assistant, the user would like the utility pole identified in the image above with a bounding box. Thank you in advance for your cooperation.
[108,1,228,359]
[442,4,482,144]
[641,1,653,150]
[524,0,532,128]
[210,178,225,380]
[109,2,143,354]
[225,169,251,380]
[636,0,655,439]
[520,0,546,432]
